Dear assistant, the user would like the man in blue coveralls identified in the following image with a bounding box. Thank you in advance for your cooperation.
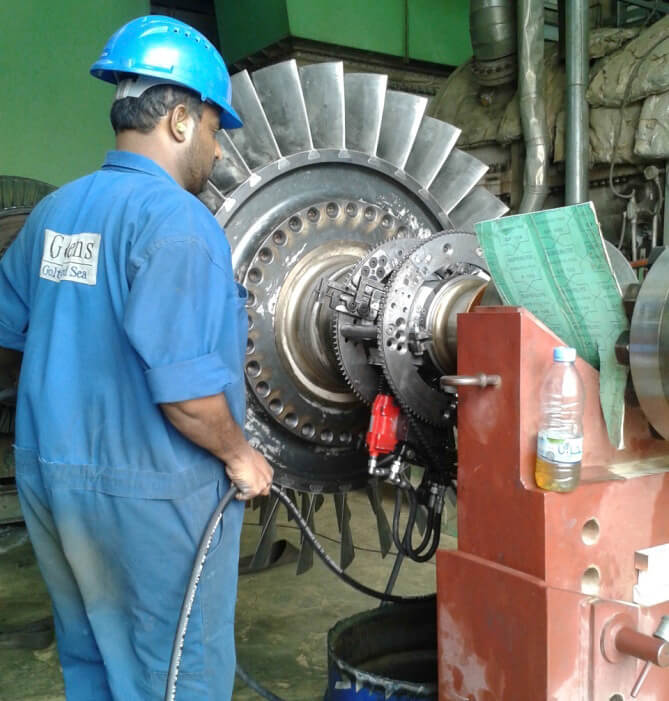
[0,15,273,700]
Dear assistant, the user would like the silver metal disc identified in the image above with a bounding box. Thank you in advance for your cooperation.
[629,248,669,438]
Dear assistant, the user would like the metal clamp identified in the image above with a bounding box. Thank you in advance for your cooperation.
[440,373,501,389]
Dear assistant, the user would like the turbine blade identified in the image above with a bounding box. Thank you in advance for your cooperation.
[377,91,428,170]
[252,60,313,156]
[299,62,345,149]
[209,130,251,194]
[229,70,281,169]
[448,187,509,230]
[344,73,387,155]
[334,493,355,571]
[199,180,225,214]
[249,494,281,571]
[428,149,489,214]
[404,117,461,189]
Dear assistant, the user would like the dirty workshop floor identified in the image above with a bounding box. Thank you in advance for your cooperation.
[0,487,455,700]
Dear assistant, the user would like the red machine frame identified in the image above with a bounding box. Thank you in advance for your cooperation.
[437,307,669,700]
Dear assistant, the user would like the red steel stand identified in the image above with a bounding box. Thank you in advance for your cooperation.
[437,307,669,700]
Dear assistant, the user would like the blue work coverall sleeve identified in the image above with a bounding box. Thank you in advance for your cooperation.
[0,229,32,350]
[123,236,239,404]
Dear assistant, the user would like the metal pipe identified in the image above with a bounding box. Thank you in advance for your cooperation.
[565,0,590,204]
[517,0,549,212]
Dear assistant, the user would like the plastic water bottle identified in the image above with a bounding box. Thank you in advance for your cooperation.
[535,347,585,493]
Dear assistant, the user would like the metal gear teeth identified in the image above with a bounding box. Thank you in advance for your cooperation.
[332,234,423,405]
[376,239,442,427]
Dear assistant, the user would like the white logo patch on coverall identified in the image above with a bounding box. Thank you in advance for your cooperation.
[40,229,101,285]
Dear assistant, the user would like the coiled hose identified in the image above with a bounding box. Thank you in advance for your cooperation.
[165,483,435,701]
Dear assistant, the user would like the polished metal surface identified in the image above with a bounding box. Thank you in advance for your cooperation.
[469,0,517,86]
[344,73,387,155]
[404,117,460,189]
[376,91,427,170]
[379,233,490,424]
[299,62,346,150]
[428,149,489,214]
[629,248,669,438]
[252,60,314,156]
[440,373,501,388]
[565,0,590,204]
[428,276,488,373]
[449,186,509,230]
[229,70,281,168]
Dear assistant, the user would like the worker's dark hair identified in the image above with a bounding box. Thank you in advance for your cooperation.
[110,84,204,134]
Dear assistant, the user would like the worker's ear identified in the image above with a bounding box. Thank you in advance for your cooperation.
[169,104,193,142]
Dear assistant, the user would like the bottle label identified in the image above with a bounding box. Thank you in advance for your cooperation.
[537,431,583,464]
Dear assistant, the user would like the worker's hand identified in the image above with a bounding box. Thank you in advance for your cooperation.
[225,446,274,500]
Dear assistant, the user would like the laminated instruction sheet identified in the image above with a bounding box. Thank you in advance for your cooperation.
[475,202,629,448]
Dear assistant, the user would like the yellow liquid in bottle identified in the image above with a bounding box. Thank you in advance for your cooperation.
[535,456,580,493]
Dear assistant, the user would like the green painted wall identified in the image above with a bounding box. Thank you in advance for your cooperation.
[0,0,150,187]
[218,0,472,67]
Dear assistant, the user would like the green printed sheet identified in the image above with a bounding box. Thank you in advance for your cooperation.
[475,203,629,448]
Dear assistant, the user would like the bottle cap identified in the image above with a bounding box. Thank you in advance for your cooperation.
[553,346,576,362]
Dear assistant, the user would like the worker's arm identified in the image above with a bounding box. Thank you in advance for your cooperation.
[161,393,273,501]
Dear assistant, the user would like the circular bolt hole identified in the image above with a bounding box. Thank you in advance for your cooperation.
[248,267,262,284]
[256,381,270,398]
[362,266,370,276]
[246,361,261,377]
[379,256,387,267]
[443,243,453,255]
[377,268,385,278]
[269,398,284,414]
[284,412,298,428]
[609,695,624,701]
[246,291,256,307]
[581,566,601,596]
[582,518,600,546]
[386,339,393,347]
[273,230,287,246]
[396,317,405,326]
[289,216,303,232]
[307,207,320,222]
[326,202,339,218]
[340,432,352,444]
[397,226,408,236]
[246,338,255,354]
[395,330,405,340]
[346,202,358,217]
[301,423,315,438]
[320,429,334,443]
[381,215,392,229]
[258,247,273,264]
[397,343,404,352]
[364,206,376,221]
[369,258,378,268]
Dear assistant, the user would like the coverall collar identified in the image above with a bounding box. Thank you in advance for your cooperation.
[102,150,178,185]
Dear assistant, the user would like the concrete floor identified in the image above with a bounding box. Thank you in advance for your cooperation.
[0,488,455,700]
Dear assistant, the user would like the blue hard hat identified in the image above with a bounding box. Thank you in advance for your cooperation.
[90,15,242,129]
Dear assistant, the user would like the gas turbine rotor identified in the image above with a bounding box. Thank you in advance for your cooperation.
[200,58,509,494]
